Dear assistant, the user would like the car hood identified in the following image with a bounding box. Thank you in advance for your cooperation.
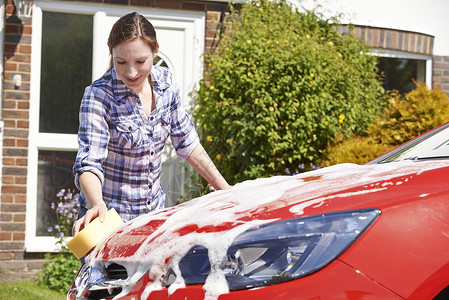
[84,160,449,294]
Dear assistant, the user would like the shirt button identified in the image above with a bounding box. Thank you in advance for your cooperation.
[150,116,154,121]
[150,151,154,155]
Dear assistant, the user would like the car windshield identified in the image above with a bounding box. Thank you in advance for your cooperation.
[381,125,449,163]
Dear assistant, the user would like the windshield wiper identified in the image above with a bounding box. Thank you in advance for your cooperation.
[403,156,419,160]
[403,156,449,161]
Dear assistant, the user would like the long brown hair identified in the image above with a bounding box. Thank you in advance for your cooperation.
[107,12,158,70]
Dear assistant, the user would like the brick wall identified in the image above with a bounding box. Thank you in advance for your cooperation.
[337,25,434,55]
[433,56,449,96]
[337,24,449,97]
[0,0,38,281]
[0,0,229,282]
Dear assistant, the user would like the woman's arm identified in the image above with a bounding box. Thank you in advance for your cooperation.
[187,143,231,190]
[72,171,108,236]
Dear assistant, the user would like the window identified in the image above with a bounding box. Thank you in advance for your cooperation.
[154,56,169,68]
[371,49,432,94]
[37,12,92,237]
[377,57,426,94]
[39,12,93,134]
[35,11,93,237]
[36,150,78,236]
[27,5,95,251]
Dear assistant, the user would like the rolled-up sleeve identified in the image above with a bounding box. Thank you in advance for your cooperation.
[73,86,110,189]
[169,88,199,160]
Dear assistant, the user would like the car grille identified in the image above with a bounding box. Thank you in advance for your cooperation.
[107,263,128,280]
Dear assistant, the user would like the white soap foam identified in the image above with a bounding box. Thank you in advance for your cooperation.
[85,175,300,300]
[83,160,449,300]
[289,188,387,215]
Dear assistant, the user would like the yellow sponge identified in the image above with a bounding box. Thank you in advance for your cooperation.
[67,208,124,259]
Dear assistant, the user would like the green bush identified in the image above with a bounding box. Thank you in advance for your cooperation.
[370,82,449,145]
[320,135,391,166]
[37,189,81,293]
[36,246,80,293]
[193,0,386,183]
[321,82,449,165]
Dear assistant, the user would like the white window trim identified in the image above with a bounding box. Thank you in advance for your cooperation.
[369,48,433,88]
[26,0,205,252]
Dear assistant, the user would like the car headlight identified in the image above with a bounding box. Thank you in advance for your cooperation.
[164,208,380,290]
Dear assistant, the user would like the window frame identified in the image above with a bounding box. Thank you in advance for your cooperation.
[26,2,95,252]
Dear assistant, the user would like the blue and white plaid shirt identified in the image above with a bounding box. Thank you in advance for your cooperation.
[73,66,199,222]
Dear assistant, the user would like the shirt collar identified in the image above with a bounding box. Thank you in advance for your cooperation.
[110,66,132,104]
[150,68,170,96]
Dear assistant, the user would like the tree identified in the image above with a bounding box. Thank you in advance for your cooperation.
[193,0,387,184]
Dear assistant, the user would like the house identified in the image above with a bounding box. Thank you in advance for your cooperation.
[0,0,448,281]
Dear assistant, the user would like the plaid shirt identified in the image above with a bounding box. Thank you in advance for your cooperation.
[73,66,199,222]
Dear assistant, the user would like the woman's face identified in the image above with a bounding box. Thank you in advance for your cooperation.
[112,38,157,92]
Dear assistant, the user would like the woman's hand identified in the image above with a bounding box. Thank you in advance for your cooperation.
[72,202,108,236]
[73,171,108,236]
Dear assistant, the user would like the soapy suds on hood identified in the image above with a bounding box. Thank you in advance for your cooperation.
[83,160,449,300]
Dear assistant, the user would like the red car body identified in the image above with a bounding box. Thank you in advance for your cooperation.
[68,124,449,300]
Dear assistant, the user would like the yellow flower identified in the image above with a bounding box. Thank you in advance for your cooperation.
[306,34,311,39]
[247,40,252,44]
[328,41,334,47]
[208,63,212,67]
[210,85,215,91]
[324,121,328,126]
[226,47,231,52]
[310,73,315,78]
[338,114,345,123]
[269,107,274,112]
[206,136,213,142]
[338,53,343,58]
[216,154,222,160]
[248,72,252,77]
[267,40,271,44]
[259,8,263,12]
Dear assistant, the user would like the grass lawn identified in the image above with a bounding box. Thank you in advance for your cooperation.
[0,281,66,300]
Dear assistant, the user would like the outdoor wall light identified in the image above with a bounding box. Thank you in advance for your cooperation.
[13,74,22,89]
[13,0,34,23]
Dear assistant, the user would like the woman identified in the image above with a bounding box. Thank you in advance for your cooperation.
[72,12,230,236]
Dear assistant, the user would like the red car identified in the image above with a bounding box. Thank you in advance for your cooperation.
[68,123,449,300]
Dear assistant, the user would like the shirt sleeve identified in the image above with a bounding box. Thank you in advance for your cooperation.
[168,76,200,160]
[73,86,110,189]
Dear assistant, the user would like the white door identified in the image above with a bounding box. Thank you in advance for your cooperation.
[92,10,205,207]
